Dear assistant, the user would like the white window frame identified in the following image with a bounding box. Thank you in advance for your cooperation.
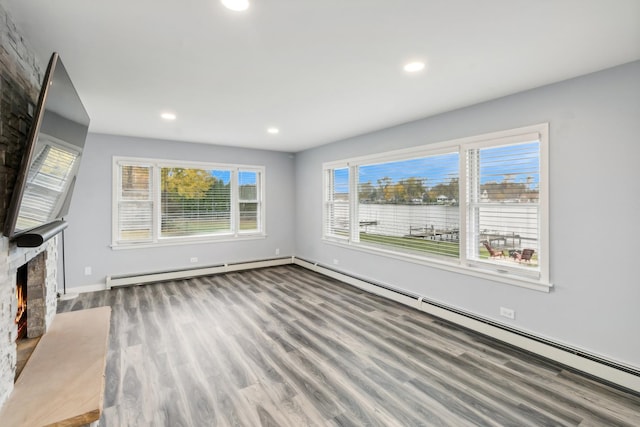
[322,165,351,241]
[112,156,266,248]
[322,124,550,291]
[237,169,264,235]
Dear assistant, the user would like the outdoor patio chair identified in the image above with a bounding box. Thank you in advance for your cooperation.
[516,248,535,263]
[482,240,504,258]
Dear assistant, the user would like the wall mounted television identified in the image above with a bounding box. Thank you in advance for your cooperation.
[3,52,90,247]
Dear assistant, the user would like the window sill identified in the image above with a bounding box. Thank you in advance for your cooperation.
[112,233,267,250]
[322,238,552,293]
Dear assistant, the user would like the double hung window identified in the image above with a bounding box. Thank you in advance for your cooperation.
[323,124,548,288]
[323,167,350,240]
[114,158,265,246]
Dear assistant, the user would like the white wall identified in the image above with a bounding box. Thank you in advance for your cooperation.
[63,133,295,290]
[295,61,640,370]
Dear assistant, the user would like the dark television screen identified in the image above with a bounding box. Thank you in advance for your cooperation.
[3,52,90,239]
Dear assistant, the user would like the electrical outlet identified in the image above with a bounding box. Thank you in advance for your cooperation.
[84,266,92,276]
[190,257,198,263]
[275,248,280,255]
[499,306,515,320]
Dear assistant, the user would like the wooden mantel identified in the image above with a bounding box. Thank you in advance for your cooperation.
[0,306,111,427]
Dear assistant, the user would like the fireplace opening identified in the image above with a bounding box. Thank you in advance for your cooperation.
[15,264,28,341]
[11,251,48,381]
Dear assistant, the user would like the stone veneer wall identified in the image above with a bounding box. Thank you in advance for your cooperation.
[0,3,57,410]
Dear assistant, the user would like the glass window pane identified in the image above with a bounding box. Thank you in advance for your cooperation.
[357,152,460,259]
[239,171,258,200]
[160,167,231,237]
[239,202,258,230]
[121,165,151,200]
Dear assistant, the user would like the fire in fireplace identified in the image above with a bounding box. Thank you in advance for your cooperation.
[15,265,28,340]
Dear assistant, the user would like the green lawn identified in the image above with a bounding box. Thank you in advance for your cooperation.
[359,233,459,258]
[358,233,538,266]
[161,219,231,236]
[121,217,258,240]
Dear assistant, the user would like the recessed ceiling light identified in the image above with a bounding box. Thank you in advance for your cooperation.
[160,112,176,121]
[267,127,279,134]
[221,0,249,11]
[403,61,426,73]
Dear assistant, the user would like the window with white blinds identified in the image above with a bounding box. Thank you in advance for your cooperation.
[160,168,231,237]
[322,124,549,287]
[323,167,350,240]
[464,137,542,277]
[118,164,153,242]
[114,158,265,246]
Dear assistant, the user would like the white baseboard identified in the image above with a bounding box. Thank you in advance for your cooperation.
[292,257,640,394]
[62,283,107,294]
[106,256,293,288]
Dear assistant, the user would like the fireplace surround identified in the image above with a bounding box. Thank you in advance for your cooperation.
[0,237,59,409]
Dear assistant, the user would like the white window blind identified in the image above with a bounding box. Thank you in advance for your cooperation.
[118,164,153,242]
[465,139,541,273]
[160,168,231,237]
[323,167,350,240]
[238,170,261,232]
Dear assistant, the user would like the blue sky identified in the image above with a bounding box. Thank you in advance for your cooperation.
[333,141,539,192]
[209,170,257,186]
[359,152,459,187]
[211,170,231,184]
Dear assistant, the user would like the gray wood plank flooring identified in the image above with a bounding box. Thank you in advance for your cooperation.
[57,265,640,426]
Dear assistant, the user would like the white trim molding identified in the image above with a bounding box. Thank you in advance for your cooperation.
[106,257,293,288]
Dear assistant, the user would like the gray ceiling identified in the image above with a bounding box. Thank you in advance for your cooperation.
[5,0,640,152]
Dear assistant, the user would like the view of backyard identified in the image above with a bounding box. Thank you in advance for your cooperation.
[326,140,541,269]
[359,231,538,265]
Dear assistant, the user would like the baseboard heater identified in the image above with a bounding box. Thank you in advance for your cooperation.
[106,256,294,288]
[292,257,640,395]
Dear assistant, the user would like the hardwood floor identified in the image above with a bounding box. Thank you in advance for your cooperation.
[57,265,640,426]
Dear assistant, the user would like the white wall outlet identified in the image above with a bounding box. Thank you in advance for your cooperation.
[333,259,339,265]
[84,266,92,276]
[190,257,198,263]
[500,306,515,320]
[275,248,280,255]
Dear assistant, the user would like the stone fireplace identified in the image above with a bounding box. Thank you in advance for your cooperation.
[0,237,59,406]
[1,1,49,410]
